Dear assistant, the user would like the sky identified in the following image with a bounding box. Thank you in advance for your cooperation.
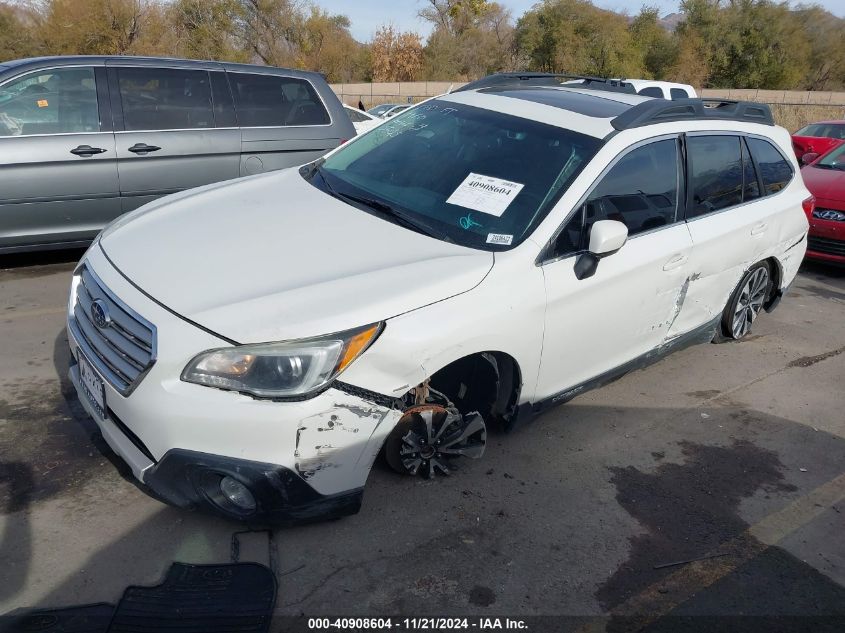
[316,0,845,41]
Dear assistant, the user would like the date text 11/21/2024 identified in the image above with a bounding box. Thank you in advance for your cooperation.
[307,617,529,630]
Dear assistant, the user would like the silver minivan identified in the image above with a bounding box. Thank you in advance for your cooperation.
[0,56,355,253]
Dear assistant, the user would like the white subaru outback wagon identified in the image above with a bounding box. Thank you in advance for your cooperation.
[67,73,810,523]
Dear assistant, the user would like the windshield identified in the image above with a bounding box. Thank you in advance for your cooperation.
[796,123,845,139]
[815,143,845,169]
[311,100,601,250]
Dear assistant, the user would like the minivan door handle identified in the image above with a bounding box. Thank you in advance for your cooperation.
[128,143,162,155]
[70,145,107,156]
[751,222,768,236]
[662,254,688,271]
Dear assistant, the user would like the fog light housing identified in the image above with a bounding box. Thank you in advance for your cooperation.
[220,476,256,512]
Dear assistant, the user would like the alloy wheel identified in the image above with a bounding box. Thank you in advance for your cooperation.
[731,267,770,339]
[389,405,487,478]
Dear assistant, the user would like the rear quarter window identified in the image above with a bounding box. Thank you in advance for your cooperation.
[229,73,330,127]
[747,137,793,195]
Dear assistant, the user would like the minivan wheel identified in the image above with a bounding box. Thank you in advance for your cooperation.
[715,262,772,342]
[384,405,486,478]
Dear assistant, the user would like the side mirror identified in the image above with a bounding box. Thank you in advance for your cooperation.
[802,152,819,165]
[574,220,629,280]
[588,219,628,255]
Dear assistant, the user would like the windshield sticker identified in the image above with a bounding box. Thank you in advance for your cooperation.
[486,233,513,246]
[458,213,482,230]
[446,173,524,217]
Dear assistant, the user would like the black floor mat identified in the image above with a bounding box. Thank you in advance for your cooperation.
[107,562,276,633]
[1,603,114,633]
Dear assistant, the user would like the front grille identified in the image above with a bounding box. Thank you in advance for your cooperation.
[807,235,845,257]
[70,265,156,395]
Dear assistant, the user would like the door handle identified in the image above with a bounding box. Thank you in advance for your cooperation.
[663,254,688,271]
[751,222,768,236]
[70,145,107,156]
[128,143,162,154]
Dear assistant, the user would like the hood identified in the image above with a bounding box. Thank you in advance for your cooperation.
[801,164,845,204]
[100,168,493,343]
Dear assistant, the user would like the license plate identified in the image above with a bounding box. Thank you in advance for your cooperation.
[78,351,106,417]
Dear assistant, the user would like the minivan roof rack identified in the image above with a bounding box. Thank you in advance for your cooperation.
[611,98,775,130]
[454,72,636,94]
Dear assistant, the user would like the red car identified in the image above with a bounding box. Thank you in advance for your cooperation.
[792,121,845,164]
[801,144,845,265]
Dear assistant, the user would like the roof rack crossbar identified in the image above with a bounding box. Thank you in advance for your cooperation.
[611,97,775,130]
[453,72,636,94]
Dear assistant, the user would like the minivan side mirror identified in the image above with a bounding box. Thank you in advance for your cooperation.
[801,152,819,165]
[574,220,629,280]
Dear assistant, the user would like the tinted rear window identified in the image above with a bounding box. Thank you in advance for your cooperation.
[747,137,793,195]
[229,73,330,127]
[687,136,743,217]
[670,88,690,100]
[118,67,213,131]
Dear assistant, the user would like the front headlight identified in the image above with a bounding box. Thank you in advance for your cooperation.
[182,323,382,399]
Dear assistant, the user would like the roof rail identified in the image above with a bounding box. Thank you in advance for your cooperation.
[611,98,775,130]
[454,72,636,95]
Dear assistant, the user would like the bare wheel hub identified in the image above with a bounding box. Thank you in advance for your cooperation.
[386,404,487,478]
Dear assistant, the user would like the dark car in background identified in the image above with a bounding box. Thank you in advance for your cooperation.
[791,120,845,164]
[0,56,355,253]
[801,143,845,265]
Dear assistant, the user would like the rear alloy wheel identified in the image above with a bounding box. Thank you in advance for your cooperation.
[384,404,486,478]
[717,262,772,341]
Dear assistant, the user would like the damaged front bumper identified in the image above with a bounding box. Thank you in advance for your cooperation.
[66,248,405,523]
[68,347,403,523]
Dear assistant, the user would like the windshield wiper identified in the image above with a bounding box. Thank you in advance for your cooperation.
[317,168,450,242]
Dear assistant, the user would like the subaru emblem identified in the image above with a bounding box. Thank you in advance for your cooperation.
[90,299,111,329]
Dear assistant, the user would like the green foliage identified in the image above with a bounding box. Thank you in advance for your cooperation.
[513,0,642,77]
[0,0,843,89]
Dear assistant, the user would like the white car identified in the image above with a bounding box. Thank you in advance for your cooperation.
[624,79,697,100]
[367,103,412,119]
[561,78,697,100]
[343,104,381,135]
[67,76,810,523]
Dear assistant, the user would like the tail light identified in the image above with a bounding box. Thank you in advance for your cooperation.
[339,139,348,145]
[802,195,816,216]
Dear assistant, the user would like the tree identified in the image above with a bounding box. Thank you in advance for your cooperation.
[514,0,643,78]
[168,0,243,61]
[421,1,514,80]
[0,2,37,60]
[33,0,165,55]
[371,25,423,82]
[629,6,677,80]
[299,8,361,82]
[794,6,845,90]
